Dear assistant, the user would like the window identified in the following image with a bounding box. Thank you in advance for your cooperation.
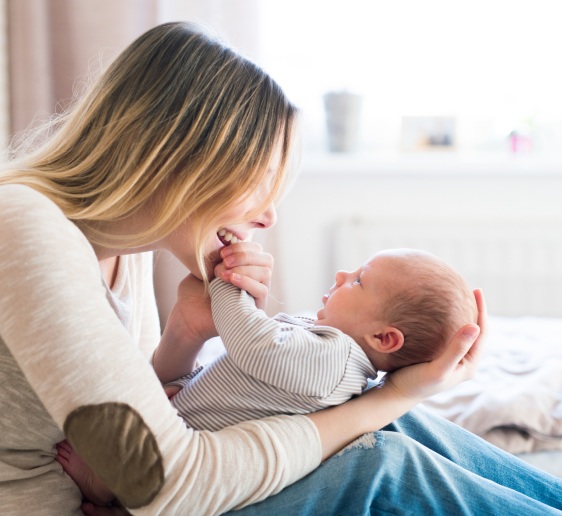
[163,0,562,155]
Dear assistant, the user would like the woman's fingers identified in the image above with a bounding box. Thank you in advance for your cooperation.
[214,267,270,309]
[473,288,488,348]
[56,439,71,452]
[389,315,483,402]
[443,324,481,382]
[458,288,487,370]
[438,288,487,373]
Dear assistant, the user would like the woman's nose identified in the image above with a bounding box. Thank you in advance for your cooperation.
[254,203,277,229]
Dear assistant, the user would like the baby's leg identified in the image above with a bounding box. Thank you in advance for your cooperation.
[56,440,115,505]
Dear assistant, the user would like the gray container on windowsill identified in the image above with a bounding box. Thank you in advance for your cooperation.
[323,91,362,153]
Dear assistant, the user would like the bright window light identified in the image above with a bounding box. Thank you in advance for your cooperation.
[256,0,562,153]
[162,0,562,154]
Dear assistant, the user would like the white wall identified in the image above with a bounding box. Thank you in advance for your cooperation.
[154,152,562,322]
[268,153,562,317]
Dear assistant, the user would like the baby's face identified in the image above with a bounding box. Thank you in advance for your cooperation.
[314,253,399,338]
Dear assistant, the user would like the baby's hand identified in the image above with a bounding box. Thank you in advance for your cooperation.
[163,384,181,399]
[214,241,274,310]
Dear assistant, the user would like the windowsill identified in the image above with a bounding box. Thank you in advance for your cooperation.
[299,150,562,177]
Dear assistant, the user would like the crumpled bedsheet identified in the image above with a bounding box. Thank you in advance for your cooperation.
[422,316,562,454]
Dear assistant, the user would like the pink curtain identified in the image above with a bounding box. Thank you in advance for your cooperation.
[7,0,158,135]
[6,0,269,325]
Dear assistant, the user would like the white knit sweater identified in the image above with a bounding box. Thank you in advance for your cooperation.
[0,184,321,515]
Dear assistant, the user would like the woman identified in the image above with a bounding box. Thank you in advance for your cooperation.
[0,22,559,516]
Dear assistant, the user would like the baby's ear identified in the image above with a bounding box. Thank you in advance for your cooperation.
[364,327,404,354]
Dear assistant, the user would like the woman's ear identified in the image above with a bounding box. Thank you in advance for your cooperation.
[364,327,404,354]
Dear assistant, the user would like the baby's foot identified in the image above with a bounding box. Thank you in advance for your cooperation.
[55,440,114,505]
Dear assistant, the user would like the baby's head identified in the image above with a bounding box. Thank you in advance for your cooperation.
[314,248,477,372]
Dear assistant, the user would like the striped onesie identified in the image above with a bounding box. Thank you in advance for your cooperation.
[170,278,378,431]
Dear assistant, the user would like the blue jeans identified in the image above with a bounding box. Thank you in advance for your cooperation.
[231,406,562,515]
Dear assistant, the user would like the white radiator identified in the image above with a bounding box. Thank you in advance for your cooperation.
[333,217,562,317]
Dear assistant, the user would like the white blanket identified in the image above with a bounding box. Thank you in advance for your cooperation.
[423,316,562,453]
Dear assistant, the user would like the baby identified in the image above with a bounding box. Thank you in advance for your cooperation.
[56,248,477,504]
[168,248,478,430]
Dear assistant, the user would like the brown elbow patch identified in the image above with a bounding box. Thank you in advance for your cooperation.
[64,403,164,509]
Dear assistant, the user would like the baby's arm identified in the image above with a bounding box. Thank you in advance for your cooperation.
[209,278,350,396]
[154,241,275,384]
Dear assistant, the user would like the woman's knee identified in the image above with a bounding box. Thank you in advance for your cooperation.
[327,430,423,480]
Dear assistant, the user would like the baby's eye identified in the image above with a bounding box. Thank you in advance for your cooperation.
[353,277,361,285]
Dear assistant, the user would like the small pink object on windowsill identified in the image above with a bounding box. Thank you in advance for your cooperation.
[509,131,533,154]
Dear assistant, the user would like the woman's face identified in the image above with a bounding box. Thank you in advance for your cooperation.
[160,143,283,278]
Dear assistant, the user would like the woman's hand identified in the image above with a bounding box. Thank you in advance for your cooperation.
[154,274,216,384]
[385,288,487,402]
[174,273,216,342]
[214,241,274,310]
[308,289,487,460]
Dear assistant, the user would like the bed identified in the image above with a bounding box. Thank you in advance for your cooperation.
[423,315,562,477]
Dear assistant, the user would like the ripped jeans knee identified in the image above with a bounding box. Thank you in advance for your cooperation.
[334,431,384,458]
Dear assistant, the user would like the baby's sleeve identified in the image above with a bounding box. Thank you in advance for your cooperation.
[210,278,350,396]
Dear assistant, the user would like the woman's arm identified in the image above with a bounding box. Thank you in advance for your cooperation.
[308,289,486,459]
[0,187,321,515]
[152,274,215,383]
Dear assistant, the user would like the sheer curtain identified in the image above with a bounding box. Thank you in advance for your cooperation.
[7,0,158,136]
[4,0,274,324]
[7,0,261,138]
[0,0,8,150]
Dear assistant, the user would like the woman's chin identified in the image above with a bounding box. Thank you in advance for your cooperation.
[170,236,225,280]
[189,269,205,281]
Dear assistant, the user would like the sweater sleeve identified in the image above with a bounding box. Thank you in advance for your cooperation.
[0,185,321,514]
[210,278,351,396]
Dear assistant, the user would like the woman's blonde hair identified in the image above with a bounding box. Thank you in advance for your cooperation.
[2,22,299,276]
